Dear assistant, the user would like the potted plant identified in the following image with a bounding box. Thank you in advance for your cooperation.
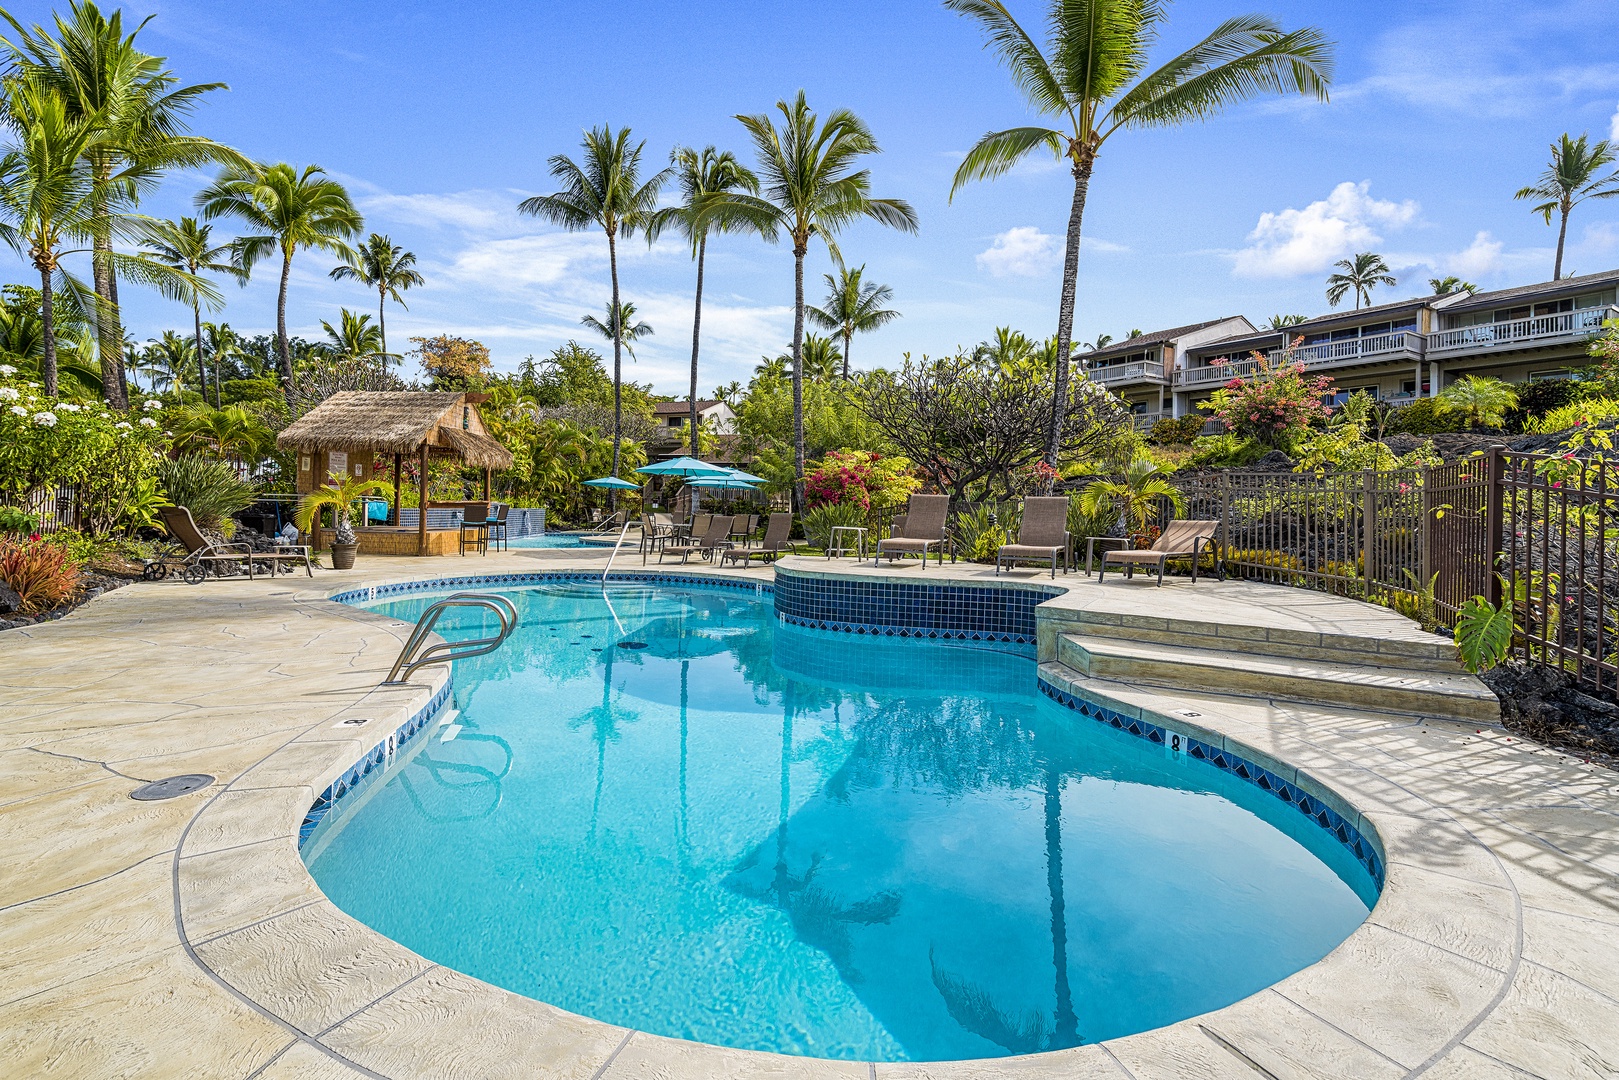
[294,476,391,570]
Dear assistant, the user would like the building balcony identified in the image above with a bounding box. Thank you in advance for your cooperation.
[1174,330,1426,387]
[1086,360,1168,387]
[1426,305,1619,361]
[1130,410,1166,431]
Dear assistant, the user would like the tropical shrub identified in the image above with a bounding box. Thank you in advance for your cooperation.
[950,502,1017,563]
[803,449,920,510]
[801,502,866,549]
[0,506,37,536]
[1066,493,1118,542]
[1186,433,1268,467]
[1436,375,1517,431]
[1198,349,1333,447]
[1148,415,1206,445]
[1505,377,1583,432]
[155,455,257,531]
[1382,397,1467,436]
[1078,457,1185,533]
[1456,595,1513,673]
[0,537,82,614]
[295,476,393,546]
[1520,397,1619,435]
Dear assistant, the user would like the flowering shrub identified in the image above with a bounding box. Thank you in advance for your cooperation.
[0,537,82,614]
[803,449,920,510]
[0,371,171,534]
[1199,343,1333,447]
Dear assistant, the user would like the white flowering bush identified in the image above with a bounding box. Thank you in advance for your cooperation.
[0,371,171,534]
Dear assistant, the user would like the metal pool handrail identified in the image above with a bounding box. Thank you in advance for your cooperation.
[601,518,638,585]
[382,592,519,685]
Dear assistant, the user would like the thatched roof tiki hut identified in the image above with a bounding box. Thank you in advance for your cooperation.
[276,391,514,555]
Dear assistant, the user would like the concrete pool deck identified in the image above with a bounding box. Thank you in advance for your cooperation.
[1,547,1617,1078]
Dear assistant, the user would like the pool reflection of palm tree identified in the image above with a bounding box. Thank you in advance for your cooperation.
[724,687,902,984]
[573,643,642,839]
[930,764,1081,1054]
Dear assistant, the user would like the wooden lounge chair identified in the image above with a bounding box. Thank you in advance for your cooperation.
[996,496,1071,578]
[874,494,950,567]
[158,505,313,584]
[721,513,796,566]
[1098,519,1219,585]
[659,515,733,564]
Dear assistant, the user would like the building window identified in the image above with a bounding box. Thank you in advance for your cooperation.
[1528,369,1572,382]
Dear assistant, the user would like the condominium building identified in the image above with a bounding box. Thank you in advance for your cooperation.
[1078,268,1619,424]
[1076,316,1256,428]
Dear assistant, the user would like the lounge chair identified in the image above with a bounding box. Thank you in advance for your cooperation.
[721,513,796,566]
[639,513,676,561]
[996,496,1070,578]
[659,515,733,564]
[157,505,313,584]
[729,514,759,547]
[687,513,713,542]
[874,494,950,567]
[1098,519,1220,586]
[459,502,490,555]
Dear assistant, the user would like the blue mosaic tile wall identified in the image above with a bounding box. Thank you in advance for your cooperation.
[773,568,1061,645]
[328,569,773,608]
[1038,676,1384,889]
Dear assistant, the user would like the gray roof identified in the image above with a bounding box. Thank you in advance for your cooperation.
[653,399,720,415]
[1077,317,1247,360]
[1442,268,1619,313]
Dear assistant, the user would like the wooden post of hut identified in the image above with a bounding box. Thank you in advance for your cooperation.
[276,391,513,558]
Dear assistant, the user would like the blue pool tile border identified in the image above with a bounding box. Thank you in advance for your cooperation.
[773,568,1060,645]
[297,678,452,847]
[1037,675,1385,890]
[328,569,774,608]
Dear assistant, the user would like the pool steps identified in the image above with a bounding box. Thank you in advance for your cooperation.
[1055,631,1499,722]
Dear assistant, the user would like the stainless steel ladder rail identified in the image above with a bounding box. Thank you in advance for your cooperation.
[382,593,519,685]
[601,517,639,585]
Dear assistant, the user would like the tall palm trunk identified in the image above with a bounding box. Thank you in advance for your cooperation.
[191,294,211,407]
[276,247,295,410]
[1555,206,1570,280]
[37,261,58,398]
[791,243,807,514]
[689,235,706,456]
[90,157,129,410]
[607,228,623,491]
[841,330,852,381]
[1046,157,1093,488]
[1044,767,1079,1046]
[377,285,388,376]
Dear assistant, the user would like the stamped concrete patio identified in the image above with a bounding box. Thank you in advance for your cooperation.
[2,546,1617,1078]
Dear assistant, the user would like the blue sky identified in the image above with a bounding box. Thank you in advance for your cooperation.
[8,0,1619,393]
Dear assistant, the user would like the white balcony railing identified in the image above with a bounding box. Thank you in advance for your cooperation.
[1174,330,1424,387]
[1131,411,1166,431]
[1086,359,1167,385]
[1427,306,1618,359]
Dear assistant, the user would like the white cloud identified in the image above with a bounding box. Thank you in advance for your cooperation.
[977,227,1057,278]
[362,190,518,233]
[1446,232,1506,278]
[1611,101,1619,142]
[442,233,607,290]
[1232,181,1420,278]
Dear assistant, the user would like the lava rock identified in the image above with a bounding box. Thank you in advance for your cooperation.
[0,582,21,615]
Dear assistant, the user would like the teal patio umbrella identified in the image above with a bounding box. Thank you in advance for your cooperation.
[582,476,642,490]
[639,456,729,514]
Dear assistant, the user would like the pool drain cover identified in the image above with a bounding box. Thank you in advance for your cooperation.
[616,641,648,650]
[130,774,214,801]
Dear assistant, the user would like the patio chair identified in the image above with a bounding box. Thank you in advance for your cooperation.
[659,515,733,564]
[688,513,713,542]
[729,514,758,547]
[639,513,676,561]
[721,513,796,567]
[157,505,313,584]
[488,504,510,551]
[874,494,950,567]
[996,497,1071,579]
[1098,519,1220,586]
[460,502,490,556]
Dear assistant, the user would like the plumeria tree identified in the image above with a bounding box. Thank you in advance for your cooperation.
[1199,345,1333,447]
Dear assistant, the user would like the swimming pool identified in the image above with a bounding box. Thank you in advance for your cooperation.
[508,532,597,548]
[307,580,1375,1062]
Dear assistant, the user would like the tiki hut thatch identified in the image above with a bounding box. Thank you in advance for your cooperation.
[277,391,512,469]
[276,391,513,555]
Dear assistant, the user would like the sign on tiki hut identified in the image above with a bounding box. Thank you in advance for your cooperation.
[276,391,514,555]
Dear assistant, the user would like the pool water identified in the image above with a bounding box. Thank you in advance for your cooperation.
[509,532,596,548]
[308,582,1374,1062]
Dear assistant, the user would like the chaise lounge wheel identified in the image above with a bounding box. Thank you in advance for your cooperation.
[182,564,207,586]
[141,563,161,582]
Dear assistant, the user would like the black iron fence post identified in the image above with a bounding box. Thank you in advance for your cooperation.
[1362,469,1376,598]
[1485,447,1505,609]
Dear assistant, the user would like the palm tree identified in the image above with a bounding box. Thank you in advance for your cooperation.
[139,216,241,406]
[1437,375,1517,431]
[807,264,899,379]
[580,300,654,358]
[0,78,212,396]
[646,145,761,453]
[196,162,361,407]
[200,320,244,391]
[1,1,243,408]
[709,91,918,511]
[320,308,384,364]
[328,232,423,371]
[1268,313,1307,328]
[976,325,1038,367]
[946,0,1332,478]
[518,126,671,478]
[1428,276,1475,297]
[293,473,391,547]
[1326,252,1396,310]
[800,334,843,383]
[144,329,195,399]
[1078,456,1185,535]
[173,402,269,460]
[1515,133,1619,281]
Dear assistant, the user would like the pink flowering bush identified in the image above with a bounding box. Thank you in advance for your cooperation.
[803,449,920,510]
[1200,343,1334,448]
